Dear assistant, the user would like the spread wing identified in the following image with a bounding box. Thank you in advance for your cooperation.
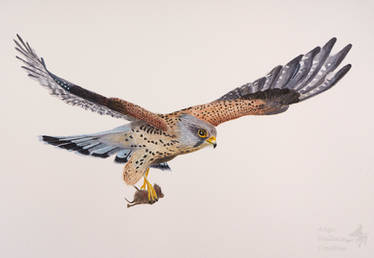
[14,34,169,131]
[180,38,352,126]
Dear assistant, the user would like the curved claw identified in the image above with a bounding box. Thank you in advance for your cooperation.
[139,168,158,201]
[145,180,158,201]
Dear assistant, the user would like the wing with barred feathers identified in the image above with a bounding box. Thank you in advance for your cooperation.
[14,34,169,131]
[180,38,352,126]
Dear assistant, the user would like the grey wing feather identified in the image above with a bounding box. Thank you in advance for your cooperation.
[294,38,337,91]
[151,162,171,171]
[298,44,352,94]
[299,64,351,101]
[218,38,352,104]
[274,55,303,89]
[287,46,321,89]
[258,65,282,91]
[14,34,136,121]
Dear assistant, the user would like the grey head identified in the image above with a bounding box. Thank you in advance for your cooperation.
[177,114,217,150]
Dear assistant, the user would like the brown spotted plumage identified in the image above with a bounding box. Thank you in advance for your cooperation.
[15,34,352,202]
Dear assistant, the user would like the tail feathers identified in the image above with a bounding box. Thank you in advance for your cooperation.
[41,135,121,158]
[41,135,171,170]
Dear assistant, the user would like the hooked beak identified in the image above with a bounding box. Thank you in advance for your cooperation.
[206,136,217,148]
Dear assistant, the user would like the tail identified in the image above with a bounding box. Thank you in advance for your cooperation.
[40,125,133,163]
[40,124,172,170]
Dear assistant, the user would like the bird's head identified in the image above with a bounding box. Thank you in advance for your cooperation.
[177,114,217,150]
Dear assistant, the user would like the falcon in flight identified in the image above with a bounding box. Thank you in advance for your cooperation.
[15,35,352,201]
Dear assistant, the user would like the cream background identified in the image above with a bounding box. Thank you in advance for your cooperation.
[1,1,373,257]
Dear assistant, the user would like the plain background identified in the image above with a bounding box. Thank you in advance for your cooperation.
[1,0,373,257]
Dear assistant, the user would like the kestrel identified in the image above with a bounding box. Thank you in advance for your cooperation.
[15,35,352,200]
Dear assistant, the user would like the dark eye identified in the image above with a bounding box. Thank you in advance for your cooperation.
[197,129,208,138]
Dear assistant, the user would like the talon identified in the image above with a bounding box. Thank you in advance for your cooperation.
[146,180,158,201]
[151,185,158,199]
[147,188,151,200]
[138,168,158,201]
[140,180,146,190]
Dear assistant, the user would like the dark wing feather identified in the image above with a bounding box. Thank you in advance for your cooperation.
[15,34,169,131]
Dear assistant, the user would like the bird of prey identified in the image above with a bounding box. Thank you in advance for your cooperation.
[15,35,352,201]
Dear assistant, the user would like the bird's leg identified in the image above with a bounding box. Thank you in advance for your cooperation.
[139,168,158,201]
[140,168,149,190]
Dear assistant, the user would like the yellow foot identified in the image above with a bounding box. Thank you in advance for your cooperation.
[139,168,158,201]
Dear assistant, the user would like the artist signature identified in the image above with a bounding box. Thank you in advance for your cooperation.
[317,225,368,251]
